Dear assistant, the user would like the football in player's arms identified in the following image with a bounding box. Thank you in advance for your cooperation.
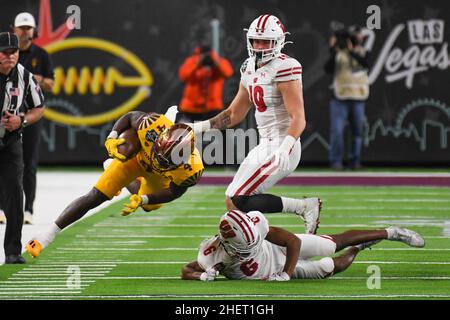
[118,128,141,159]
[26,110,204,259]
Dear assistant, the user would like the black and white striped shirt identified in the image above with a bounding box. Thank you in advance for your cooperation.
[0,63,44,139]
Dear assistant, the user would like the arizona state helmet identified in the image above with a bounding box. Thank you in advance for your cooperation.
[151,123,195,171]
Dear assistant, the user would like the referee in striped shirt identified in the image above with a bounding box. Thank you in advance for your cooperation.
[0,32,44,264]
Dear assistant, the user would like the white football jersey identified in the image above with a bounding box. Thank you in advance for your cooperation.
[197,211,288,280]
[240,55,303,139]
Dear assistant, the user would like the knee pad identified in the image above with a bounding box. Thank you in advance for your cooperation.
[319,257,335,275]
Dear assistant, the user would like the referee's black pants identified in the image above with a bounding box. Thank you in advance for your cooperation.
[22,119,42,214]
[0,137,24,256]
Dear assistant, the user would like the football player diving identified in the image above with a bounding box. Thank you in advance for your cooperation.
[26,109,204,258]
[181,210,425,281]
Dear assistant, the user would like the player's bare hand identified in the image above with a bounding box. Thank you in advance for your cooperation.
[122,194,142,216]
[105,138,127,161]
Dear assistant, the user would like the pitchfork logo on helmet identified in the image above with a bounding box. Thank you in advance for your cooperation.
[151,123,195,172]
[218,210,263,261]
[245,14,291,66]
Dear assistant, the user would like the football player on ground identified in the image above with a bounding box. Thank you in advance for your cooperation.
[181,210,425,281]
[26,111,204,258]
[186,15,321,234]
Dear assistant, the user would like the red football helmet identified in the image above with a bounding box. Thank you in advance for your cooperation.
[151,123,195,171]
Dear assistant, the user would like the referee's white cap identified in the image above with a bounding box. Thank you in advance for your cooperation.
[14,12,36,28]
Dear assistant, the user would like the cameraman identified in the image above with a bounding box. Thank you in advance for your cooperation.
[324,26,369,170]
[177,45,233,123]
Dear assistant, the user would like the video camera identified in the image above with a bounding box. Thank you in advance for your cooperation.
[200,45,214,67]
[330,22,362,49]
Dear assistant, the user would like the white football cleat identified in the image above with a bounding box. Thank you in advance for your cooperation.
[296,198,321,234]
[386,226,425,248]
[24,211,33,225]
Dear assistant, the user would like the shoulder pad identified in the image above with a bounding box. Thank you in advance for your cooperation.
[240,59,250,74]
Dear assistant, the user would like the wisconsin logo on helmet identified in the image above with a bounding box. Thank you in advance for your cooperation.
[218,210,262,260]
[244,14,293,66]
[151,123,195,171]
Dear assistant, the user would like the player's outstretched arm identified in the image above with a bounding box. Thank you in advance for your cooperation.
[181,261,206,280]
[181,261,219,281]
[121,182,188,216]
[265,226,301,280]
[188,82,252,133]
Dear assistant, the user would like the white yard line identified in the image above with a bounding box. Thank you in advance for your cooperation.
[1,294,449,299]
[90,223,442,228]
[21,260,450,265]
[9,275,445,281]
[75,234,449,239]
[52,247,449,252]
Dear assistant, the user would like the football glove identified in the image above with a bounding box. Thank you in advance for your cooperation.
[268,135,297,173]
[122,194,143,216]
[200,266,219,281]
[265,271,290,281]
[164,105,179,122]
[104,138,127,161]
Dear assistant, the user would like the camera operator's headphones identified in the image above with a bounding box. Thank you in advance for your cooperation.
[10,12,38,40]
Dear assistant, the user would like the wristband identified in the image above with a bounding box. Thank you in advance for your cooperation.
[107,130,118,139]
[141,195,149,205]
[190,120,211,133]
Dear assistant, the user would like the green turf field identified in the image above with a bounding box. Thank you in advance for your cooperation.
[1,185,449,300]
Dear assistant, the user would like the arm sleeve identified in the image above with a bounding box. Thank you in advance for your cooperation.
[25,73,45,109]
[274,58,303,83]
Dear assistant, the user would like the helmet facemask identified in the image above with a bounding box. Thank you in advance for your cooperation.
[247,36,285,67]
[220,233,261,261]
